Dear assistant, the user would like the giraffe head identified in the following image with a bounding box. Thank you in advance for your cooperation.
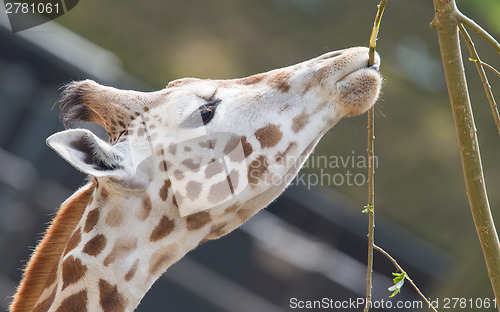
[48,47,381,218]
[11,47,381,312]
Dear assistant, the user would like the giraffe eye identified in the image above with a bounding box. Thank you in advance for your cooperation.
[198,99,221,125]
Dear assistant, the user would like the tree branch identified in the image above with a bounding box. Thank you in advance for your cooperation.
[432,1,500,309]
[476,60,500,79]
[373,245,438,312]
[456,12,500,55]
[458,23,500,138]
[364,1,386,311]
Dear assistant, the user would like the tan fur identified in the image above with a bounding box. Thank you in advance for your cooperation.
[10,183,95,312]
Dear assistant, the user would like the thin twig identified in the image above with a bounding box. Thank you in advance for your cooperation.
[478,61,500,79]
[459,23,500,138]
[368,0,387,66]
[364,1,386,311]
[373,245,438,312]
[456,12,500,55]
[364,106,375,312]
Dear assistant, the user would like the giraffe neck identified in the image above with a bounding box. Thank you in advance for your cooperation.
[10,183,95,312]
[18,134,325,312]
[27,181,205,312]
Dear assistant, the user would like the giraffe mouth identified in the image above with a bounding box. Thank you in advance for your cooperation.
[335,60,382,117]
[337,55,381,83]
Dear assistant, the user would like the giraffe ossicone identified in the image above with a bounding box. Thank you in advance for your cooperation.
[11,47,381,312]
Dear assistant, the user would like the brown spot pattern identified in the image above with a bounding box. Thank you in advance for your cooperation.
[62,256,87,290]
[223,136,240,155]
[168,143,177,155]
[186,181,202,200]
[124,259,140,281]
[136,193,152,221]
[227,169,239,193]
[83,234,107,257]
[159,160,169,172]
[64,228,81,256]
[199,139,216,149]
[239,74,265,85]
[84,208,100,233]
[224,137,246,163]
[205,160,224,179]
[207,223,228,240]
[105,207,123,227]
[99,279,127,312]
[174,193,183,207]
[159,179,171,201]
[100,188,109,200]
[182,158,201,171]
[103,237,138,266]
[150,216,175,242]
[237,208,255,222]
[240,136,253,158]
[291,112,310,133]
[207,180,232,204]
[224,203,239,214]
[149,244,179,277]
[255,124,283,148]
[186,211,211,230]
[269,71,292,92]
[55,290,87,312]
[155,143,164,155]
[304,68,326,94]
[226,176,235,194]
[174,169,185,180]
[248,155,269,184]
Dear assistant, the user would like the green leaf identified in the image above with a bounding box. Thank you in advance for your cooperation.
[388,272,407,297]
[362,204,374,213]
[469,57,478,62]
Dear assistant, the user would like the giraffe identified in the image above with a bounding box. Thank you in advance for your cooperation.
[10,47,381,312]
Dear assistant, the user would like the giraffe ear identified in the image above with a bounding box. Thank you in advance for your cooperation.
[46,129,130,178]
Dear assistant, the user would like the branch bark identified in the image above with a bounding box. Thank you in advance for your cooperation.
[373,245,438,312]
[364,2,386,310]
[457,12,500,54]
[458,24,500,138]
[432,1,500,309]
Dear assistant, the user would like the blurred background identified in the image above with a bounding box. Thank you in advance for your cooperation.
[0,0,499,311]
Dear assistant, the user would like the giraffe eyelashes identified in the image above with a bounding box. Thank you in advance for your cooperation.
[198,99,221,125]
[183,99,221,127]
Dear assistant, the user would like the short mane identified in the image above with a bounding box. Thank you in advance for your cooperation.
[9,183,96,312]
